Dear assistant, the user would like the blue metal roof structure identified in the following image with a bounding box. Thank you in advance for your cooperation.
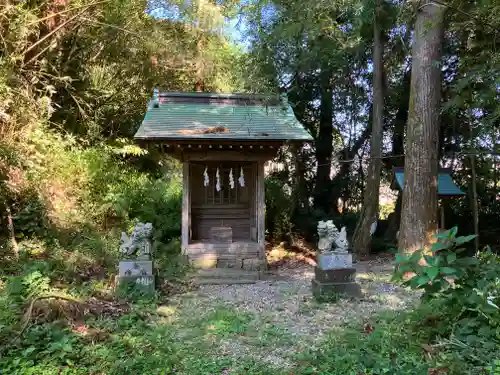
[392,167,466,197]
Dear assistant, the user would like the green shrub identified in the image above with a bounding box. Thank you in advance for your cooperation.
[393,227,500,370]
[265,176,293,240]
[1,128,182,268]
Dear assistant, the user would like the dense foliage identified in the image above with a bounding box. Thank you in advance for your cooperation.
[0,0,253,264]
[392,228,500,372]
[248,0,500,250]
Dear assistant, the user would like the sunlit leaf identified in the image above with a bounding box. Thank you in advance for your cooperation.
[440,267,457,275]
[434,227,458,239]
[424,254,437,266]
[409,251,422,263]
[394,253,409,264]
[431,242,449,252]
[416,275,430,286]
[424,267,439,281]
[454,235,477,246]
[446,253,457,264]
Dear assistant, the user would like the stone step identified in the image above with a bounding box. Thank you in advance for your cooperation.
[194,278,257,285]
[196,268,260,280]
[194,268,260,285]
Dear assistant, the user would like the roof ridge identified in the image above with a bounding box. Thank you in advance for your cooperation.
[158,91,278,100]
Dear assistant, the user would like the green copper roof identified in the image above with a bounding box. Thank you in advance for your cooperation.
[134,92,313,142]
[393,168,465,197]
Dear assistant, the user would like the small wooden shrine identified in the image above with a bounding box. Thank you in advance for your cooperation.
[391,167,466,229]
[134,91,312,280]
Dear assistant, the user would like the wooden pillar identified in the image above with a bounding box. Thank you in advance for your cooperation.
[182,161,191,253]
[256,161,265,257]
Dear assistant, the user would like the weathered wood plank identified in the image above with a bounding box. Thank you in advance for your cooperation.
[188,254,260,261]
[186,249,261,258]
[182,162,190,252]
[186,241,260,253]
[256,161,265,256]
[193,213,249,220]
[184,150,276,162]
[192,203,248,209]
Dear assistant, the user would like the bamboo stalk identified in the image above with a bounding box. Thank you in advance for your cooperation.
[22,8,90,57]
[6,206,19,260]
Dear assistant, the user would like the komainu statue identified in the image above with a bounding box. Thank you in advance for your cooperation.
[317,220,349,253]
[119,222,153,258]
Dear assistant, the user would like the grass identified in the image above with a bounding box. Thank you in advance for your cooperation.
[1,287,499,375]
[1,249,498,375]
[201,307,253,337]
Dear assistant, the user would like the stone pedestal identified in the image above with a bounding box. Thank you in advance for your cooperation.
[317,251,352,270]
[119,260,153,276]
[116,259,155,295]
[314,266,356,283]
[312,252,362,300]
[312,268,361,300]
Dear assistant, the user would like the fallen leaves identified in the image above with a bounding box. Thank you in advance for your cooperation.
[71,323,110,343]
[428,368,449,375]
[160,278,196,296]
[363,323,375,334]
[23,294,130,330]
[421,343,435,360]
[176,126,229,135]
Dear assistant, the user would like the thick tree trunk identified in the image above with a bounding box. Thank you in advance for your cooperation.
[398,0,445,253]
[383,70,410,242]
[313,73,334,213]
[352,10,384,257]
[384,193,402,243]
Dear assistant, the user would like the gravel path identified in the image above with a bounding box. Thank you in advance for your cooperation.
[197,261,417,334]
[167,259,420,369]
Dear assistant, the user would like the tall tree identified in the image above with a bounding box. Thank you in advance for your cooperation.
[352,0,384,257]
[398,0,446,253]
[313,68,335,212]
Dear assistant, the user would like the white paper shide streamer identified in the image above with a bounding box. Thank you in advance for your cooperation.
[229,168,235,189]
[215,167,221,192]
[203,166,209,187]
[238,167,245,187]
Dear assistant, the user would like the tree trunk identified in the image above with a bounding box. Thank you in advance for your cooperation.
[330,122,373,214]
[383,70,410,242]
[313,72,334,213]
[291,143,307,222]
[398,0,445,253]
[384,193,402,243]
[469,123,480,252]
[352,7,384,257]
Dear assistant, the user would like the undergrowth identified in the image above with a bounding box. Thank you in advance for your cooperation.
[2,280,498,374]
[1,127,182,277]
[1,236,499,374]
